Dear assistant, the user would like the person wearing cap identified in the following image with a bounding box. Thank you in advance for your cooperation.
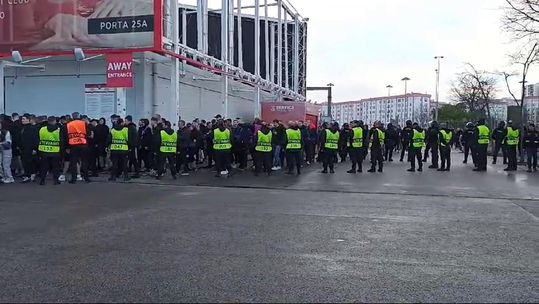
[473,118,490,172]
[37,116,64,185]
[438,123,454,172]
[284,121,303,175]
[407,122,425,172]
[368,121,385,173]
[504,120,520,172]
[347,120,365,174]
[320,122,340,174]
[492,121,508,165]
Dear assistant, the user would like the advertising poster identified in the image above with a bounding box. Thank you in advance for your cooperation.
[0,0,155,53]
[261,102,307,123]
[85,84,115,119]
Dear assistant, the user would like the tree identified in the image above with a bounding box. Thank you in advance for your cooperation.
[450,64,498,120]
[502,0,539,41]
[438,103,481,128]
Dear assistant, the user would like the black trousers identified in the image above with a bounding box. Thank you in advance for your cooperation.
[349,148,363,171]
[384,144,395,161]
[69,146,89,180]
[426,143,439,167]
[21,151,36,178]
[233,144,248,169]
[492,142,507,164]
[370,147,383,170]
[400,142,410,161]
[88,146,98,174]
[39,154,60,182]
[128,149,140,174]
[506,145,518,170]
[526,147,537,169]
[215,150,231,173]
[286,150,302,173]
[463,143,475,164]
[157,153,177,177]
[440,146,451,170]
[305,142,316,164]
[410,148,423,170]
[110,152,128,179]
[206,147,214,167]
[138,147,152,171]
[255,151,272,174]
[176,147,188,172]
[323,150,337,171]
[476,144,488,171]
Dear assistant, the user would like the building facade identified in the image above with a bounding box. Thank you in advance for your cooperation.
[524,96,539,124]
[525,83,539,97]
[321,93,432,126]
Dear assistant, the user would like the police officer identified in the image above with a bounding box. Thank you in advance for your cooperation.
[38,116,63,185]
[407,122,425,172]
[504,120,520,172]
[254,122,273,176]
[523,123,538,172]
[212,119,232,177]
[347,120,364,174]
[368,121,385,173]
[285,121,303,175]
[156,120,178,180]
[438,124,453,172]
[462,122,476,165]
[399,120,413,162]
[320,122,340,174]
[492,121,507,165]
[108,119,131,181]
[425,121,440,169]
[473,119,490,172]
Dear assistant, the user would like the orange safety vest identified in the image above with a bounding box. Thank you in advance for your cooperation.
[67,120,88,146]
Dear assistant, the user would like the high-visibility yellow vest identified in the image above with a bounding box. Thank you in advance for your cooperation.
[286,129,302,150]
[160,130,178,153]
[477,125,490,145]
[213,129,232,150]
[369,128,385,148]
[255,131,273,152]
[325,129,339,150]
[506,127,519,146]
[412,129,426,148]
[38,127,60,154]
[352,127,363,148]
[440,130,453,147]
[110,128,129,151]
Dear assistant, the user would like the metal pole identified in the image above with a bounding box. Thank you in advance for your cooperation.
[116,88,127,118]
[221,0,229,117]
[284,10,289,89]
[277,0,283,87]
[0,62,4,115]
[254,0,261,117]
[203,0,209,53]
[270,24,275,83]
[228,0,235,67]
[237,0,243,69]
[328,85,333,119]
[172,0,180,123]
[434,56,443,121]
[293,15,300,93]
[197,0,204,51]
[264,0,270,81]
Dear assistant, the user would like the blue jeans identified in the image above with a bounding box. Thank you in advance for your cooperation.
[273,145,282,167]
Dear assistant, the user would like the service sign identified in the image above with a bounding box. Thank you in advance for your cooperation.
[261,102,307,123]
[0,0,155,53]
[106,53,133,88]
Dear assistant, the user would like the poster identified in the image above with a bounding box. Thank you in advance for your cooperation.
[85,84,115,119]
[106,53,133,88]
[261,102,307,123]
[0,0,155,53]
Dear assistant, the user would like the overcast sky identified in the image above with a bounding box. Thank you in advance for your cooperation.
[291,0,539,104]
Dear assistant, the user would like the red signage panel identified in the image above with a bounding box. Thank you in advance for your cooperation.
[106,53,133,88]
[261,102,307,123]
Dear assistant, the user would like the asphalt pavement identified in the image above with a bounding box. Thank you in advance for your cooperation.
[0,151,537,302]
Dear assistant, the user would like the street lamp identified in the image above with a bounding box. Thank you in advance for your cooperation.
[434,56,444,121]
[386,84,393,97]
[327,83,334,119]
[401,77,410,121]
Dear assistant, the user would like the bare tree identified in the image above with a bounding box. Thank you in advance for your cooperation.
[451,64,498,120]
[502,0,539,40]
[501,42,539,107]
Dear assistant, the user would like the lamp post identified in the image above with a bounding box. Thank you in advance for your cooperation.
[386,84,393,97]
[401,77,410,121]
[434,56,444,121]
[327,83,334,119]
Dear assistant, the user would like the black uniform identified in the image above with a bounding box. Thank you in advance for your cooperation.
[461,127,476,165]
[156,128,179,179]
[438,128,453,171]
[399,126,413,162]
[368,128,384,172]
[107,126,134,181]
[38,125,64,184]
[523,129,538,171]
[491,126,507,165]
[384,125,398,162]
[20,123,39,179]
[408,127,424,171]
[424,125,439,168]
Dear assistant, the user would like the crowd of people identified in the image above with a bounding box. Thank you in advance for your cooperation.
[0,112,537,186]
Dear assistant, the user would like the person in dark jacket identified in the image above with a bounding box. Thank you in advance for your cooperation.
[320,122,340,174]
[523,123,538,172]
[305,123,318,165]
[125,115,140,178]
[94,118,109,171]
[399,120,413,162]
[384,123,398,162]
[156,120,179,180]
[491,121,507,165]
[38,116,64,185]
[254,122,273,176]
[424,121,440,169]
[177,120,192,175]
[272,121,286,170]
[20,114,39,183]
[138,118,153,172]
[407,122,425,172]
[462,122,476,165]
[339,123,351,162]
[368,121,384,173]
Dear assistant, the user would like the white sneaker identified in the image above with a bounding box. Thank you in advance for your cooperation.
[30,174,36,182]
[21,176,31,183]
[220,170,229,175]
[276,166,282,170]
[58,175,66,182]
[271,166,278,171]
[3,178,14,184]
[77,174,83,181]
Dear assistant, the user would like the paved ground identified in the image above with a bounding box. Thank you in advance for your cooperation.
[0,152,538,302]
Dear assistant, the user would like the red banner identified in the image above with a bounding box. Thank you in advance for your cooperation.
[106,53,134,88]
[261,102,307,123]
